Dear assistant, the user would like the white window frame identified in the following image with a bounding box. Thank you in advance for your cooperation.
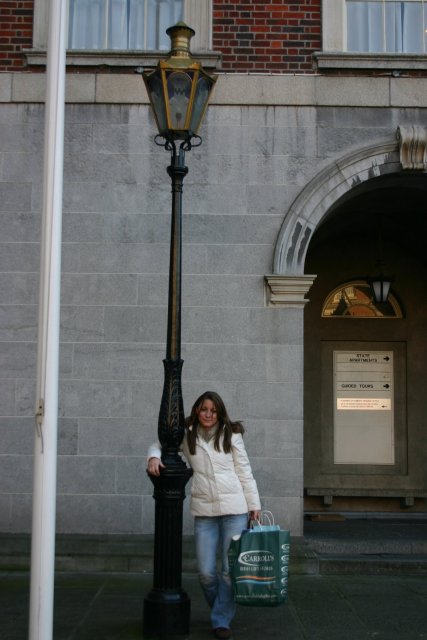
[319,0,427,70]
[29,0,214,67]
[322,0,348,51]
[67,0,185,52]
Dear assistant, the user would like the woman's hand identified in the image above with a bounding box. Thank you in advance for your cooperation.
[147,457,165,476]
[249,510,261,522]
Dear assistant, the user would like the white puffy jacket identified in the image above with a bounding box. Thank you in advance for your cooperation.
[147,426,261,517]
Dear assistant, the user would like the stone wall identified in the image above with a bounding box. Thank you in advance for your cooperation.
[0,74,308,536]
[1,72,427,536]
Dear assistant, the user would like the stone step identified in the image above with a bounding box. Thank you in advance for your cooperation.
[0,534,317,575]
[307,538,427,556]
[317,553,427,575]
[3,531,426,576]
[303,515,427,574]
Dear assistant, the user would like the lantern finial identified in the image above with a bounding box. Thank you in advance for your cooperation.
[166,22,195,59]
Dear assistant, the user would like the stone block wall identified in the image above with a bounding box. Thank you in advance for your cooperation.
[0,88,307,536]
[2,71,426,536]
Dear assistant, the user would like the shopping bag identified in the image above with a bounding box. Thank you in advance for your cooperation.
[228,512,290,606]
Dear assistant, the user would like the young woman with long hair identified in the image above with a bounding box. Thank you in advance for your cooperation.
[147,390,261,639]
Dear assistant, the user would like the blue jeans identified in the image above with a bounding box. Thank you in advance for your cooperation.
[194,513,248,630]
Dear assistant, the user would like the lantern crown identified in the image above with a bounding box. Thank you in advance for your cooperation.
[166,22,195,60]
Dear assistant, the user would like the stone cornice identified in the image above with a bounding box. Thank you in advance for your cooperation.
[397,125,427,170]
[264,275,317,309]
[315,51,427,72]
[2,72,427,107]
[24,48,221,71]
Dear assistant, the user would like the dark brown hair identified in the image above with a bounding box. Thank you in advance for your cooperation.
[186,390,244,455]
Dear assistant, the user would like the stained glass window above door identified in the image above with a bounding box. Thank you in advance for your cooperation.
[322,282,402,318]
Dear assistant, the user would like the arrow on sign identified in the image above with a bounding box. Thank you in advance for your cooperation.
[383,356,390,361]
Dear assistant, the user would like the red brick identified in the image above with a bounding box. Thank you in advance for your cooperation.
[212,0,321,72]
[1,0,324,75]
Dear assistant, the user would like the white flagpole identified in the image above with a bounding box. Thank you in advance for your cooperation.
[29,0,67,638]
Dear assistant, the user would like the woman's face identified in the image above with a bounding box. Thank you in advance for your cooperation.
[196,399,218,430]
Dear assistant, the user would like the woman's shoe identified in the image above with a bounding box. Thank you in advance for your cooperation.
[213,628,231,639]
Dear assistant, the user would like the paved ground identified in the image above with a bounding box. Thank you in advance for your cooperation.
[2,517,427,639]
[2,570,427,639]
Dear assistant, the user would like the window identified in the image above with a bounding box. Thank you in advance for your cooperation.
[347,0,427,53]
[322,282,402,318]
[31,0,212,61]
[319,0,427,69]
[68,0,183,51]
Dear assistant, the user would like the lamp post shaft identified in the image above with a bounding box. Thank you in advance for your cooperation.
[159,144,189,465]
[143,143,192,637]
[166,146,187,362]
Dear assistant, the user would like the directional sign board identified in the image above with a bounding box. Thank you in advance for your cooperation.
[334,351,394,465]
[336,398,391,411]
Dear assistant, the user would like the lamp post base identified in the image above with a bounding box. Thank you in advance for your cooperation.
[143,462,192,637]
[143,589,190,637]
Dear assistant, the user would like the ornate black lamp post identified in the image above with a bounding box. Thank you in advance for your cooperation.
[142,23,216,637]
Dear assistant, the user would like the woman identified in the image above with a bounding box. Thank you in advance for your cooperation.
[147,390,261,640]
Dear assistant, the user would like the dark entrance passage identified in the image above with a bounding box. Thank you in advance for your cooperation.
[303,173,427,515]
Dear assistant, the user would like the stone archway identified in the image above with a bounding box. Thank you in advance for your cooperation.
[265,126,427,307]
[272,141,401,276]
[300,146,427,513]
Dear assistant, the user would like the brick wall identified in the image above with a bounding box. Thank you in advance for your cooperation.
[0,1,33,71]
[212,0,321,72]
[0,0,322,74]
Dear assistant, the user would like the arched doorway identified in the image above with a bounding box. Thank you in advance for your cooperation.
[273,141,400,275]
[303,171,427,514]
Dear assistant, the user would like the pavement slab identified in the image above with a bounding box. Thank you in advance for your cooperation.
[1,572,427,640]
